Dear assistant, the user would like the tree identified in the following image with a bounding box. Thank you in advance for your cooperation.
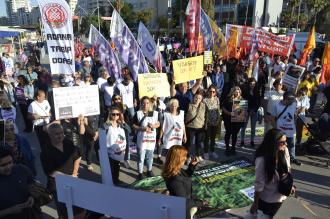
[201,0,215,19]
[137,8,153,25]
[306,0,330,23]
[80,15,100,35]
[156,16,168,29]
[115,2,137,27]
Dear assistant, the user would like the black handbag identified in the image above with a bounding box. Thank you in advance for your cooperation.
[278,172,293,196]
[28,180,53,207]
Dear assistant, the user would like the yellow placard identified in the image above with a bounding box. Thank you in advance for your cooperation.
[173,55,204,84]
[138,73,170,98]
[204,51,213,64]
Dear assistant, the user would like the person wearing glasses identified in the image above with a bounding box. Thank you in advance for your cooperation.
[111,94,132,169]
[270,91,301,166]
[250,129,293,218]
[105,106,130,185]
[203,85,221,160]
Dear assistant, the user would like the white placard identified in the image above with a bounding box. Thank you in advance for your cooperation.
[55,175,186,219]
[53,85,100,120]
[282,64,305,91]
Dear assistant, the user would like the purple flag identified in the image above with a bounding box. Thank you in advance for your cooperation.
[88,25,122,80]
[110,10,149,81]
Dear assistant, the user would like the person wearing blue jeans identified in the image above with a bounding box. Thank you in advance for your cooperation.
[241,78,261,147]
[240,111,258,147]
[286,137,296,160]
[138,149,154,176]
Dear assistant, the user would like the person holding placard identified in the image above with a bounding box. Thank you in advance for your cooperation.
[115,74,137,119]
[221,86,245,156]
[158,98,186,153]
[133,96,160,180]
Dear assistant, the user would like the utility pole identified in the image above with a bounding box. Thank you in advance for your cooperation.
[97,0,100,31]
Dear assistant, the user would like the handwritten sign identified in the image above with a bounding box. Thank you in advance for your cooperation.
[173,55,204,84]
[204,51,213,64]
[138,73,170,98]
[53,85,100,120]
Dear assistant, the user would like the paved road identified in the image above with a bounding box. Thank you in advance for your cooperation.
[22,56,330,218]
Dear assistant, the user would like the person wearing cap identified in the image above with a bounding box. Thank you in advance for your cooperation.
[270,91,302,166]
[263,79,284,133]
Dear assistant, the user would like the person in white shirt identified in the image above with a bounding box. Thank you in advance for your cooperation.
[264,79,284,133]
[102,77,116,109]
[295,87,310,146]
[133,96,160,180]
[115,74,136,118]
[105,106,129,185]
[28,90,51,151]
[272,56,286,76]
[158,98,186,153]
[270,91,301,166]
[97,68,109,89]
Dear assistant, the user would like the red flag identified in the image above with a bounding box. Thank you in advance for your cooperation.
[320,42,330,84]
[185,0,201,53]
[155,39,162,72]
[298,26,316,66]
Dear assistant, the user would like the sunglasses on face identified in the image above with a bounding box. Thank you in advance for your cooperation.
[111,113,120,117]
[278,141,287,146]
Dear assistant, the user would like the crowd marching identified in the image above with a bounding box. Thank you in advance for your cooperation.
[0,22,330,219]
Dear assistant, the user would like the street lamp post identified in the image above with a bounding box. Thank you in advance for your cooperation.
[296,0,302,32]
[97,0,101,31]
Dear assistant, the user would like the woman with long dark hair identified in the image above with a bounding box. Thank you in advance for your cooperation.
[250,128,293,218]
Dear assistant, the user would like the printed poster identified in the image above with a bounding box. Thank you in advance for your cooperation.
[173,55,204,84]
[138,73,170,98]
[53,85,100,120]
[231,100,248,122]
[132,158,255,218]
[204,51,213,64]
[282,64,305,91]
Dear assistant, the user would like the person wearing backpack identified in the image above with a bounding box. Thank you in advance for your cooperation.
[270,91,301,166]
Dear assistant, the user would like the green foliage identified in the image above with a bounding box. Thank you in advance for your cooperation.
[307,0,329,15]
[137,8,153,26]
[156,16,168,29]
[80,15,100,35]
[115,2,137,27]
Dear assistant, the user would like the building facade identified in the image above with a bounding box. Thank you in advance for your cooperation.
[214,0,283,28]
[5,0,31,26]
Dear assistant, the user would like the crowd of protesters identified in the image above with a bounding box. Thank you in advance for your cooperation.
[0,36,329,219]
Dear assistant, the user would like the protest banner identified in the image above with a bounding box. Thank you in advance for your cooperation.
[204,51,213,64]
[231,100,248,122]
[53,85,100,120]
[138,73,170,98]
[37,0,75,75]
[185,0,201,53]
[282,64,305,91]
[132,158,255,218]
[173,55,204,84]
[226,24,295,57]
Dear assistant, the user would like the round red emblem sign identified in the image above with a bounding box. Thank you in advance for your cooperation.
[42,3,68,28]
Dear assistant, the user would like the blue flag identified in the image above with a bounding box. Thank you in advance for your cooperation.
[88,25,122,80]
[200,9,213,51]
[110,11,149,81]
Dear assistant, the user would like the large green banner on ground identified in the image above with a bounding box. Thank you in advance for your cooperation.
[131,158,255,217]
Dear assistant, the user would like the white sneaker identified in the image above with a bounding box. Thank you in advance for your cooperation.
[197,156,204,162]
[210,152,219,159]
[203,153,209,160]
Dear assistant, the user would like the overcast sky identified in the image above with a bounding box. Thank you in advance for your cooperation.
[0,0,38,17]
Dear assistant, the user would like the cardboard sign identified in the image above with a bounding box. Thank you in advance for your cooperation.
[282,64,305,91]
[231,100,248,123]
[226,24,295,57]
[138,73,170,98]
[204,51,213,64]
[53,85,100,120]
[173,55,204,84]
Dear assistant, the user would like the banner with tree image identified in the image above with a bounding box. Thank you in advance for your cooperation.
[131,158,255,217]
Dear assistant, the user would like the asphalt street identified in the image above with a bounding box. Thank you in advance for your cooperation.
[23,54,330,218]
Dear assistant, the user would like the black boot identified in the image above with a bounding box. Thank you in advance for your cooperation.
[230,147,236,156]
[225,145,230,156]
